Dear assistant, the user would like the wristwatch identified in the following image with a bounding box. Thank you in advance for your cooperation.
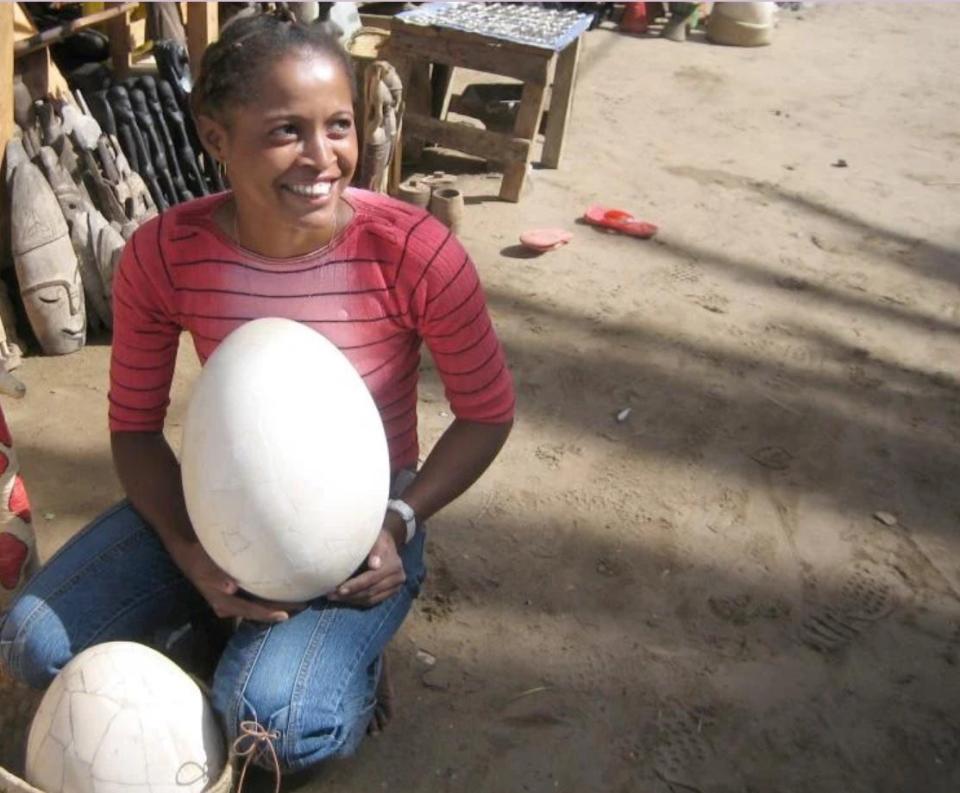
[386,498,418,544]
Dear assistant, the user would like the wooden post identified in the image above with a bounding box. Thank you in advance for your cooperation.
[499,79,546,202]
[0,3,13,166]
[107,4,132,79]
[541,36,582,169]
[186,2,218,73]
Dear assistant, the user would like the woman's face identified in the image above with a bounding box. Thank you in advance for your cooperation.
[204,51,357,246]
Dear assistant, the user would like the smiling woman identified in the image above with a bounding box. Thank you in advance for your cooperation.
[0,9,515,781]
[190,15,359,257]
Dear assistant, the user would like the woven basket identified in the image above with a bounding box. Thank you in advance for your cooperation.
[0,664,234,793]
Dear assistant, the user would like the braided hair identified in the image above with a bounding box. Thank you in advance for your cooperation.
[190,10,356,123]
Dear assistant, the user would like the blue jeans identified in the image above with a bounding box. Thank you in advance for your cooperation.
[0,494,426,773]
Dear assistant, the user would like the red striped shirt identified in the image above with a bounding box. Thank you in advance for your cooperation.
[108,189,515,471]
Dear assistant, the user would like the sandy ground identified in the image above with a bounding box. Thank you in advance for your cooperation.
[3,3,960,791]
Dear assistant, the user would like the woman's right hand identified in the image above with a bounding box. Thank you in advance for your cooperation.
[174,540,297,623]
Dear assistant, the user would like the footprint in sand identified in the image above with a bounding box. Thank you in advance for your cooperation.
[653,702,714,789]
[800,562,904,652]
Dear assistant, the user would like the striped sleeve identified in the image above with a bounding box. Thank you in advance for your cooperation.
[403,218,515,423]
[108,218,181,433]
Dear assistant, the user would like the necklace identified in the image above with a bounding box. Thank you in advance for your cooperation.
[232,200,340,252]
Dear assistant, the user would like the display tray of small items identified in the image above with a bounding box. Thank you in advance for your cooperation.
[395,2,593,51]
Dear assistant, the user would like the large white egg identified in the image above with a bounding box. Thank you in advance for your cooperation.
[26,642,226,793]
[180,317,390,601]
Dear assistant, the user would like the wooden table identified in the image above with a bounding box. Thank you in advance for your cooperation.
[384,13,586,202]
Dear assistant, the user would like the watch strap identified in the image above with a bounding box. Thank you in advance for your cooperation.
[386,498,417,544]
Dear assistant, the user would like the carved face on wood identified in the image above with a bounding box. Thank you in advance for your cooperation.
[21,274,86,355]
[10,148,87,355]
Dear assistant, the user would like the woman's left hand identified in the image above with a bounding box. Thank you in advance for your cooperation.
[328,525,406,608]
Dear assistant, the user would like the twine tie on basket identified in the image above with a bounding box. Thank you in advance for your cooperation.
[232,720,281,793]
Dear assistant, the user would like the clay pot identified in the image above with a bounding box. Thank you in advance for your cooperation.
[707,2,776,46]
[397,179,431,209]
[429,187,465,235]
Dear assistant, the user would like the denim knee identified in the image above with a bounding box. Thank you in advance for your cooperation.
[0,599,69,688]
[232,696,370,773]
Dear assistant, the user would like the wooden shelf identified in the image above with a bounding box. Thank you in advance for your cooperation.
[1,2,220,173]
[14,3,137,59]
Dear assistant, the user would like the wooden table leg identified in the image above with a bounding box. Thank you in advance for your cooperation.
[430,63,454,119]
[186,1,219,74]
[500,80,545,202]
[404,57,432,161]
[541,35,582,169]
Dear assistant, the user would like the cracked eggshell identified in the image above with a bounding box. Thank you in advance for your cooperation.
[26,642,225,793]
[180,318,390,602]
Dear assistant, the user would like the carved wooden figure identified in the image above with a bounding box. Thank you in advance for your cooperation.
[129,86,180,206]
[157,78,208,198]
[139,75,193,202]
[108,85,168,210]
[7,140,87,356]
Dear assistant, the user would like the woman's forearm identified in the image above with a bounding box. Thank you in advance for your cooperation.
[394,418,512,531]
[110,431,197,556]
